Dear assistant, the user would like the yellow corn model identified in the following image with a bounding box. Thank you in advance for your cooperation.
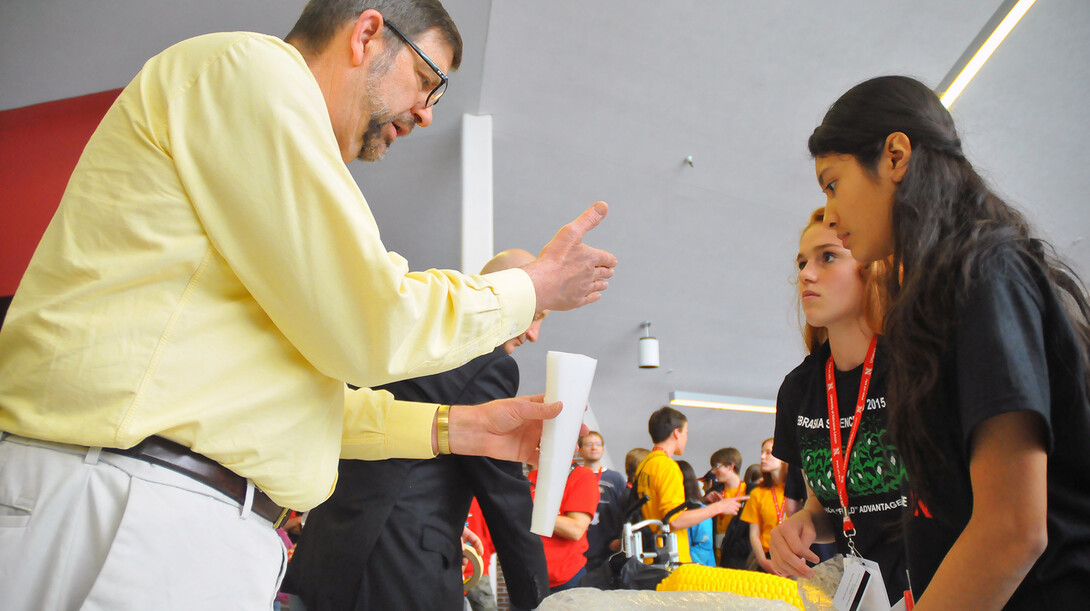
[656,564,804,610]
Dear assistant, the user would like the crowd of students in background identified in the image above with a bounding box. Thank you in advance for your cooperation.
[566,414,814,590]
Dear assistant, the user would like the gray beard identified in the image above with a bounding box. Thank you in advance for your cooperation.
[357,113,390,161]
[358,88,393,161]
[357,53,396,162]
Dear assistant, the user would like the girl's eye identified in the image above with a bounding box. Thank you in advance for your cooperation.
[826,180,837,194]
[797,260,807,271]
[822,251,836,263]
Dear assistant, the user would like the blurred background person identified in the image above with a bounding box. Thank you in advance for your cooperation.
[634,408,746,565]
[706,447,750,568]
[743,464,762,492]
[624,448,650,487]
[578,430,627,589]
[678,460,716,567]
[528,454,600,593]
[740,438,787,574]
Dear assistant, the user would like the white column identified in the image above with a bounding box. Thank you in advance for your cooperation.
[461,113,493,274]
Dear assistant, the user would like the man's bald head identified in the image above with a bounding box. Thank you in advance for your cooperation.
[482,249,547,354]
[480,248,535,274]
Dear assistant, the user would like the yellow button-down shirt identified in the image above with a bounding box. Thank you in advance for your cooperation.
[0,33,534,511]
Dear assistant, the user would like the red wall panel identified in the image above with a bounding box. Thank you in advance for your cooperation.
[0,89,122,295]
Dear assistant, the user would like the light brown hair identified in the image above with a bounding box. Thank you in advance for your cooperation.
[798,206,892,354]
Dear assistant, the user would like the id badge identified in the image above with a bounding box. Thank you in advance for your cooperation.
[833,555,891,611]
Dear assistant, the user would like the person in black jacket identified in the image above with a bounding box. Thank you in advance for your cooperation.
[283,249,550,611]
[578,430,627,588]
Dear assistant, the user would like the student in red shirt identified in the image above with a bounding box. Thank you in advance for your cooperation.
[528,463,600,592]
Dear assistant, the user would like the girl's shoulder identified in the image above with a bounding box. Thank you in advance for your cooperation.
[780,341,831,390]
[963,237,1046,285]
[958,243,1049,311]
[749,484,771,501]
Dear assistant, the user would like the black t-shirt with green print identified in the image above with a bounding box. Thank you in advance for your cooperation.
[774,339,909,603]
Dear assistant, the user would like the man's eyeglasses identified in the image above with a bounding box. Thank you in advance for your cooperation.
[384,21,448,108]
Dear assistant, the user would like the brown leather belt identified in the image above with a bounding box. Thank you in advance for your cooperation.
[106,436,289,528]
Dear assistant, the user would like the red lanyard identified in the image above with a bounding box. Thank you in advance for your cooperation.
[825,335,878,537]
[770,486,785,525]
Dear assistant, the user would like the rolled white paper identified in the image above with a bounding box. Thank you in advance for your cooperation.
[530,351,598,537]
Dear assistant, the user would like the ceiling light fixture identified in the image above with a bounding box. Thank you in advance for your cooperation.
[939,0,1036,108]
[669,391,776,414]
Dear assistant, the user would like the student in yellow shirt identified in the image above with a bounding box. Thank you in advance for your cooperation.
[740,438,788,574]
[634,407,747,564]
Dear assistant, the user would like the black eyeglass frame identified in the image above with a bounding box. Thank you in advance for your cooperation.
[384,20,448,108]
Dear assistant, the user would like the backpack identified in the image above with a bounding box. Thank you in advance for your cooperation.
[718,499,752,569]
[621,464,656,555]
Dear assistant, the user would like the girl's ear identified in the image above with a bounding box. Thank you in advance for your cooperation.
[884,132,913,183]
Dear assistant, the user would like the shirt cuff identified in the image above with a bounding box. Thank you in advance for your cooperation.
[340,386,439,460]
[380,399,440,458]
[482,267,536,340]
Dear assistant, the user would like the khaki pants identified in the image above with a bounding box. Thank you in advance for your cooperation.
[0,434,287,610]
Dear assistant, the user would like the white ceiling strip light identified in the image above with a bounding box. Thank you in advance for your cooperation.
[669,392,776,414]
[940,0,1036,108]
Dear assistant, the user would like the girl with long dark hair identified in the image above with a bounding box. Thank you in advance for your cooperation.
[678,460,716,567]
[807,75,1090,609]
[768,208,908,603]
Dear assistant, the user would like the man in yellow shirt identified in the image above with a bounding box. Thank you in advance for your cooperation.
[0,1,616,608]
[635,408,747,564]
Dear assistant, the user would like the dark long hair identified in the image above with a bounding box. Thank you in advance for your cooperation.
[808,76,1090,510]
[677,460,705,505]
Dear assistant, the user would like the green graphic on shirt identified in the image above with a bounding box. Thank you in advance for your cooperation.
[798,424,906,501]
